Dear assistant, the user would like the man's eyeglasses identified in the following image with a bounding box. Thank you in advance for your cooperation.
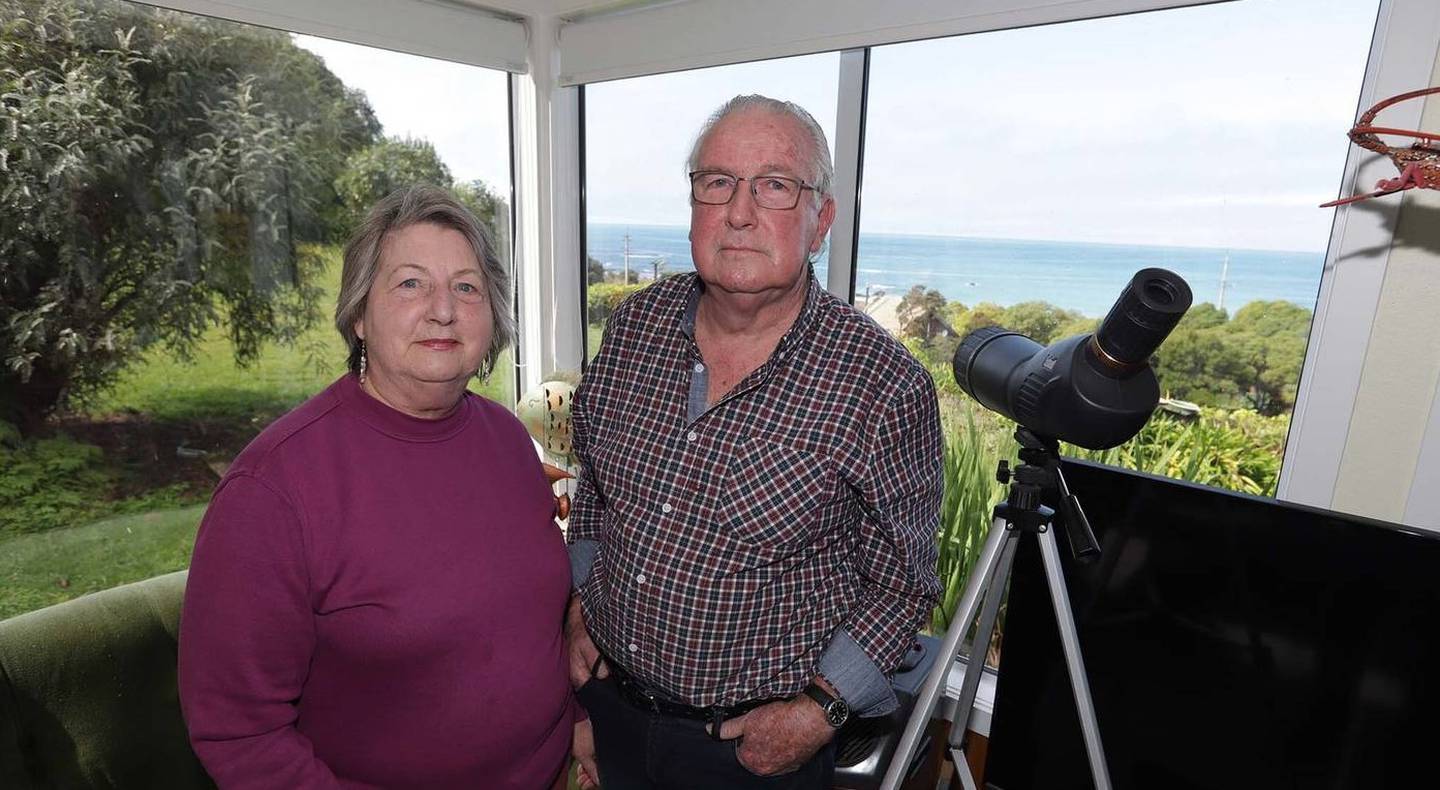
[688,171,818,210]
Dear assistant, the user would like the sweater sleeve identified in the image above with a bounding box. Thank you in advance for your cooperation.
[179,473,340,789]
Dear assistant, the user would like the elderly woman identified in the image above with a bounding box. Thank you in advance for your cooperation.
[179,185,578,789]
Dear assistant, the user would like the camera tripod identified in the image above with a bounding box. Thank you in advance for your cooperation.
[880,428,1113,790]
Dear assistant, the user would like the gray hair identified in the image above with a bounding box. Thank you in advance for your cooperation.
[335,185,515,378]
[685,94,834,199]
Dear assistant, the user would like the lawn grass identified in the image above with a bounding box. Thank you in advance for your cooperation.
[0,505,205,621]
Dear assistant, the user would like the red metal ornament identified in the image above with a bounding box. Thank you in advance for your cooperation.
[1321,85,1440,208]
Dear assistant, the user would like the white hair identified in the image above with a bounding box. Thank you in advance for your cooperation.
[685,94,834,198]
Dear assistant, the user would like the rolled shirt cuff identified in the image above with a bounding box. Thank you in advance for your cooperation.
[818,629,899,717]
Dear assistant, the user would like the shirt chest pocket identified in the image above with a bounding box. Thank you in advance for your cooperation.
[715,438,836,556]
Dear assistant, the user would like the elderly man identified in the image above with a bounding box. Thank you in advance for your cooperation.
[567,94,942,789]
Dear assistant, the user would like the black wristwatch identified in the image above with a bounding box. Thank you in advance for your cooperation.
[802,682,850,728]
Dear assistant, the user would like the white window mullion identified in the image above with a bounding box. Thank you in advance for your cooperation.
[513,15,585,396]
[828,48,868,302]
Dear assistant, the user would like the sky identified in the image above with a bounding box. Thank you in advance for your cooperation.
[293,35,511,195]
[296,0,1382,254]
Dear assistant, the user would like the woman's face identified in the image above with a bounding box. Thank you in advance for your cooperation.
[354,222,493,399]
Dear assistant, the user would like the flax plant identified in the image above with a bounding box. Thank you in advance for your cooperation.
[931,404,1007,636]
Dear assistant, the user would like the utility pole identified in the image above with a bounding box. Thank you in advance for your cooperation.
[1218,250,1230,312]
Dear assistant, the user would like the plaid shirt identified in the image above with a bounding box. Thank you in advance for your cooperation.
[569,272,941,708]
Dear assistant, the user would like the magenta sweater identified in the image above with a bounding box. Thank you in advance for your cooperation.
[179,375,573,789]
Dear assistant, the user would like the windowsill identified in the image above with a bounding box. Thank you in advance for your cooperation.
[939,657,998,738]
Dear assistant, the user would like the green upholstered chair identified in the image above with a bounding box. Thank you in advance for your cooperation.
[0,570,214,789]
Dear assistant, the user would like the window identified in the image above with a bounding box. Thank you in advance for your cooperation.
[582,54,840,360]
[858,0,1381,499]
[0,0,512,618]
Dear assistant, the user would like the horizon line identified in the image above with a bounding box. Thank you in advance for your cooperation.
[585,220,1327,258]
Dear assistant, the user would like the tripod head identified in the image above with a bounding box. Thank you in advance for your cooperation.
[995,426,1101,562]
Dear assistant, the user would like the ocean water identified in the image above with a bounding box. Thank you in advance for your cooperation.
[586,223,1323,318]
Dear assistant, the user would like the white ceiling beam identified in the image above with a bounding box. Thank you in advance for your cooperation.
[558,0,1228,86]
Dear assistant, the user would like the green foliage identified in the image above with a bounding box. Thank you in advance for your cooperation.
[587,257,607,285]
[331,138,509,263]
[587,282,646,326]
[0,429,111,536]
[997,301,1086,345]
[931,407,1007,634]
[897,285,949,340]
[952,302,1006,336]
[0,0,379,431]
[1227,301,1310,414]
[1073,409,1288,496]
[454,178,510,263]
[1152,300,1309,415]
[332,136,449,232]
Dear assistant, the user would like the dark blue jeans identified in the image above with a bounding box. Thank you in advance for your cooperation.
[576,674,836,789]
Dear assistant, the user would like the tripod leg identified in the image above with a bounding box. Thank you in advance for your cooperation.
[1037,525,1113,790]
[950,533,1017,750]
[880,516,1013,790]
[948,533,1017,790]
[952,747,981,790]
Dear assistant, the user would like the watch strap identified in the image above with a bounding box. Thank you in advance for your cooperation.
[802,682,849,727]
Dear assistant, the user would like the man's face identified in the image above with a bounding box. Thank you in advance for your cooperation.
[688,109,836,299]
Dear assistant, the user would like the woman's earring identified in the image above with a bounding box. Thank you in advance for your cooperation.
[358,341,368,383]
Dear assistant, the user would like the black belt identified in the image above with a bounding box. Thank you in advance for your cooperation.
[597,654,782,739]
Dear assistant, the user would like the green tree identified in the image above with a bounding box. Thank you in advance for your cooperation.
[0,0,379,432]
[587,257,607,285]
[897,285,949,340]
[454,178,510,265]
[1152,303,1235,404]
[1227,300,1310,415]
[1052,315,1099,341]
[1150,301,1310,414]
[953,302,1006,336]
[1000,301,1084,345]
[333,136,451,234]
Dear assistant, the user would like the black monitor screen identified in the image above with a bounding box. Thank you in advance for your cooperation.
[985,459,1440,790]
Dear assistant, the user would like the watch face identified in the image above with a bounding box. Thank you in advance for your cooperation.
[825,699,850,727]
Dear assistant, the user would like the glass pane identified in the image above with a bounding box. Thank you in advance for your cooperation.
[860,0,1379,503]
[0,0,511,618]
[584,54,840,360]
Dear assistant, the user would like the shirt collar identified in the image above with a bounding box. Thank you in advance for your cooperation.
[678,267,823,362]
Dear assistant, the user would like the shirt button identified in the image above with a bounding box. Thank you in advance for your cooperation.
[661,503,673,514]
[686,431,698,442]
[628,642,639,653]
[636,573,647,585]
[694,362,705,373]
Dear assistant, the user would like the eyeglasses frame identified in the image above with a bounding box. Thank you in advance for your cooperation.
[687,170,820,210]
